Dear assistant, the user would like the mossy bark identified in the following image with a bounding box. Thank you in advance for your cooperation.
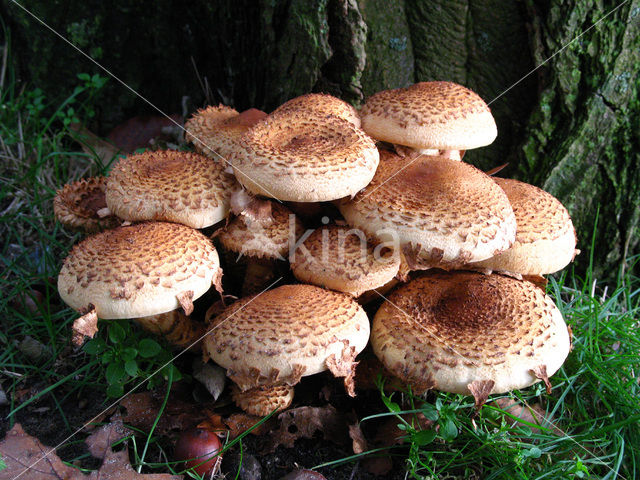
[3,0,638,278]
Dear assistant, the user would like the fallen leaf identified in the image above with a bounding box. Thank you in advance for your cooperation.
[263,405,349,453]
[87,448,181,480]
[223,413,273,440]
[192,360,226,401]
[348,423,367,454]
[14,336,53,363]
[107,115,183,153]
[69,123,121,164]
[85,414,132,459]
[0,423,81,479]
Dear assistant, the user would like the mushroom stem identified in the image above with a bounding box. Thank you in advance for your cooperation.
[439,149,461,161]
[135,311,206,350]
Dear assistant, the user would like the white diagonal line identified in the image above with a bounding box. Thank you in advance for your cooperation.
[8,0,284,204]
[11,277,283,479]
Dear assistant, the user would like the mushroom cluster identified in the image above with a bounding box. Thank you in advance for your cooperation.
[55,81,578,416]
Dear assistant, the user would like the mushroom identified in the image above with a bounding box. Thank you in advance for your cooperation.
[271,93,361,127]
[215,201,304,295]
[359,81,497,160]
[58,222,223,346]
[53,177,120,232]
[105,150,236,229]
[227,104,379,202]
[184,105,267,162]
[203,284,370,415]
[470,177,579,276]
[370,271,571,405]
[290,223,400,298]
[339,149,516,273]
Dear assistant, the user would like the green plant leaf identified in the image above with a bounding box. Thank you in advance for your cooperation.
[121,347,138,361]
[412,429,437,446]
[108,323,126,344]
[420,403,439,421]
[381,395,401,413]
[138,338,161,358]
[106,383,124,398]
[124,359,138,377]
[84,338,107,355]
[439,418,458,441]
[106,361,126,384]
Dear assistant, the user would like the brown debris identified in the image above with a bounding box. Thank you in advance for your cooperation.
[348,423,368,454]
[531,365,553,394]
[72,304,98,346]
[176,290,194,315]
[467,379,495,410]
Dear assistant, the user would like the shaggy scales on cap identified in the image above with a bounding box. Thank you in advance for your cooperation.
[471,178,579,275]
[58,222,222,320]
[360,82,497,159]
[105,150,236,229]
[271,93,361,127]
[229,110,379,202]
[339,151,516,271]
[371,271,570,400]
[54,177,120,232]
[290,224,400,297]
[203,284,370,397]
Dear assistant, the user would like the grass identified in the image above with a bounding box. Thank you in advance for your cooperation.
[1,47,639,480]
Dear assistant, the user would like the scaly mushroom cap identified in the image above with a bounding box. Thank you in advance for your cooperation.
[185,105,267,161]
[290,224,400,297]
[339,151,516,269]
[217,201,303,260]
[203,284,370,394]
[58,222,222,319]
[105,150,236,229]
[371,271,570,395]
[231,384,295,416]
[53,177,120,232]
[471,178,578,275]
[360,81,497,151]
[271,93,361,127]
[229,110,379,202]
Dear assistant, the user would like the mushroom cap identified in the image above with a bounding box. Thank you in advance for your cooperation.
[105,150,236,229]
[371,271,570,395]
[185,105,267,161]
[360,81,497,150]
[339,151,516,268]
[217,201,304,260]
[290,224,400,297]
[271,93,361,127]
[58,222,221,319]
[229,110,379,202]
[471,178,578,275]
[203,284,370,391]
[231,384,295,416]
[53,177,120,232]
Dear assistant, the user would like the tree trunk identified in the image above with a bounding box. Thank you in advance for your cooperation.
[3,0,638,279]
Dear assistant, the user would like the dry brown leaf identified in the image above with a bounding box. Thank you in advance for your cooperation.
[263,405,349,453]
[85,414,132,459]
[107,114,183,153]
[69,123,121,164]
[72,305,98,346]
[348,423,367,454]
[223,413,273,440]
[363,456,393,477]
[0,423,81,479]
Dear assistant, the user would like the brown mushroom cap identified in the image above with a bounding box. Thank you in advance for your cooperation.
[53,177,120,232]
[360,81,497,151]
[471,178,578,275]
[105,150,236,229]
[58,222,222,319]
[271,93,361,127]
[229,110,379,202]
[203,284,370,393]
[339,151,516,269]
[217,201,303,260]
[290,224,400,297]
[185,105,267,161]
[371,271,570,395]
